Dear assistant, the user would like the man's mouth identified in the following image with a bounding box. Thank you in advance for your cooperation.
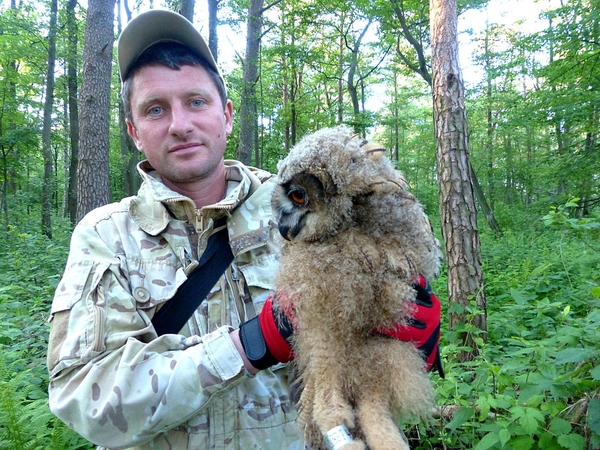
[169,143,202,153]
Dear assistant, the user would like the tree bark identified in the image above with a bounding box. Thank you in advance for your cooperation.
[66,0,80,225]
[469,162,502,236]
[236,0,263,165]
[208,0,219,61]
[180,0,195,22]
[116,0,138,197]
[430,0,486,360]
[41,0,58,238]
[346,19,371,137]
[77,0,114,222]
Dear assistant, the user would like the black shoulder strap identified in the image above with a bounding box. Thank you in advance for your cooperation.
[152,221,234,336]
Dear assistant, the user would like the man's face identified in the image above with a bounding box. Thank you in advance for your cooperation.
[126,64,233,186]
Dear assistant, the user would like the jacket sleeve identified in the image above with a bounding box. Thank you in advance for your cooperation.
[47,222,249,449]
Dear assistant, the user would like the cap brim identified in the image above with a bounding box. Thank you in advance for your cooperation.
[117,9,220,82]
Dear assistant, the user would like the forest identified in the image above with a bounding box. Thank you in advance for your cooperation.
[0,0,599,448]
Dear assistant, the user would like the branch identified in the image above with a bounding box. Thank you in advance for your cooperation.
[396,38,421,75]
[344,19,372,54]
[262,0,283,14]
[261,24,275,38]
[225,35,245,67]
[357,44,393,82]
[391,0,431,86]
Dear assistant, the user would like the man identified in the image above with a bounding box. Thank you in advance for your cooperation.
[47,9,442,450]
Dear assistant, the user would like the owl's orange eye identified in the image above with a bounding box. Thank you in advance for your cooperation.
[289,189,307,206]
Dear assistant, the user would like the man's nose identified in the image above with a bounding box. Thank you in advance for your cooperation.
[169,104,194,137]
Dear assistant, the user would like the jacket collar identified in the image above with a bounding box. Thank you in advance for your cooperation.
[129,160,271,255]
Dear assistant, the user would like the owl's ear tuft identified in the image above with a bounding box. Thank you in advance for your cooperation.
[366,175,411,196]
[360,142,387,161]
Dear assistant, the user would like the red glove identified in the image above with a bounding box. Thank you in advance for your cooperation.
[239,296,294,370]
[378,275,444,377]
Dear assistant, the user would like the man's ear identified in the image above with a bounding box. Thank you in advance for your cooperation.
[126,118,143,151]
[224,99,234,136]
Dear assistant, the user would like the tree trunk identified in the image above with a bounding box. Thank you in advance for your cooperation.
[117,0,138,197]
[390,0,501,233]
[236,0,263,165]
[469,162,502,236]
[180,0,195,22]
[430,0,486,361]
[41,0,58,238]
[392,72,399,162]
[77,0,114,222]
[337,32,344,123]
[2,3,18,229]
[346,20,371,137]
[208,0,219,61]
[66,0,80,225]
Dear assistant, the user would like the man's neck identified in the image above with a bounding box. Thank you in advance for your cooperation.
[163,164,228,209]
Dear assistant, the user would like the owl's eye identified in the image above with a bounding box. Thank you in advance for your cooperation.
[288,188,308,206]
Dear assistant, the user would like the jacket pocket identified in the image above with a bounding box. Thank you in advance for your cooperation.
[238,252,279,291]
[121,256,187,310]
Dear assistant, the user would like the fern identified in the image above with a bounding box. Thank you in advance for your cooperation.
[0,358,37,450]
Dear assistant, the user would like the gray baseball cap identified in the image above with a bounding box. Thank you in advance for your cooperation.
[117,9,221,83]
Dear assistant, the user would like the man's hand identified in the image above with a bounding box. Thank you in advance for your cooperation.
[238,295,294,371]
[378,275,444,377]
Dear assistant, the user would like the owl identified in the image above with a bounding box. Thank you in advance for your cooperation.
[271,125,442,450]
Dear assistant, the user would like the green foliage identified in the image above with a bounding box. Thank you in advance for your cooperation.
[3,202,600,448]
[0,225,92,449]
[406,209,600,449]
[543,198,600,244]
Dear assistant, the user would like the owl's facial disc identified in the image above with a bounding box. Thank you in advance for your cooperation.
[276,186,310,241]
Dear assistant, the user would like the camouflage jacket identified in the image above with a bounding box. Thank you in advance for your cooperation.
[47,160,303,450]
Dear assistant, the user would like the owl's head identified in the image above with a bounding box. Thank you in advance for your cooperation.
[272,125,408,242]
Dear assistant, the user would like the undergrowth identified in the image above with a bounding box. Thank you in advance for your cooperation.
[0,218,92,450]
[409,201,600,449]
[0,205,598,449]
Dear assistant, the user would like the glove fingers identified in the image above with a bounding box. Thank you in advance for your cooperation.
[413,283,433,308]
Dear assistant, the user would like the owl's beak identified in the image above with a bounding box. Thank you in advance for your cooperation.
[278,222,295,241]
[277,215,303,241]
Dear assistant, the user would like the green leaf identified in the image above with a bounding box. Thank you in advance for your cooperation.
[557,434,586,450]
[474,432,500,450]
[498,428,511,447]
[588,399,600,435]
[508,435,535,450]
[445,406,473,431]
[447,301,466,315]
[590,366,600,381]
[539,432,567,449]
[518,413,544,434]
[511,406,545,434]
[554,347,599,365]
[591,287,600,299]
[549,416,572,435]
[510,288,536,306]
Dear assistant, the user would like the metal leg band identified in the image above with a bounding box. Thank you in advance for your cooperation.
[324,425,354,450]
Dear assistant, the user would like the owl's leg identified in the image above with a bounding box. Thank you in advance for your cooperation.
[296,373,315,428]
[311,369,355,432]
[354,392,410,450]
[309,352,364,449]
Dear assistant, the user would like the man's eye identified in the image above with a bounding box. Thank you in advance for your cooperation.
[191,99,204,108]
[149,107,163,115]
